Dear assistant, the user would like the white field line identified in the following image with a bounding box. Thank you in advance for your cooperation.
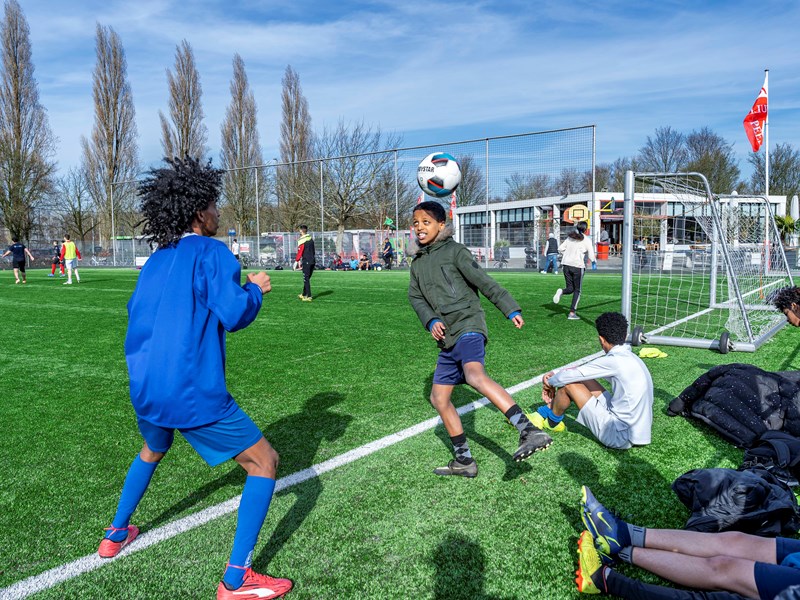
[1,350,603,600]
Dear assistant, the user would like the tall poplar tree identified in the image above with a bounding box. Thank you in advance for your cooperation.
[159,40,207,160]
[0,0,56,240]
[220,53,263,237]
[81,23,138,242]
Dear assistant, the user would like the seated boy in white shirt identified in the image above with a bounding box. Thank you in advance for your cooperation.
[533,312,654,449]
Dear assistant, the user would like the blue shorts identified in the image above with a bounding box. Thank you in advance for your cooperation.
[433,333,486,386]
[137,407,264,467]
[754,536,800,599]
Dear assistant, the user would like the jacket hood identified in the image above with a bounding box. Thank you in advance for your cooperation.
[410,224,454,257]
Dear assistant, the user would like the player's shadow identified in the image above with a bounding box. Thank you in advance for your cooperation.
[254,391,352,569]
[426,374,533,480]
[147,465,244,530]
[555,450,678,532]
[431,534,513,600]
[313,290,333,299]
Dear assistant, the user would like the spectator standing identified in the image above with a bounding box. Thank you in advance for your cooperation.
[295,225,315,301]
[231,238,240,262]
[382,238,394,270]
[541,232,559,274]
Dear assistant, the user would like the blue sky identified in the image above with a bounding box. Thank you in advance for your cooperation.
[23,0,800,182]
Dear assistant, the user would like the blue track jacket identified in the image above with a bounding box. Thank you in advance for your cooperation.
[125,234,263,428]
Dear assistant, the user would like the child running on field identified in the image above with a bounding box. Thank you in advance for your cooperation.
[97,157,292,600]
[408,200,552,478]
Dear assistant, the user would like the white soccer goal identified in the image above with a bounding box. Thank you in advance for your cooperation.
[621,170,794,352]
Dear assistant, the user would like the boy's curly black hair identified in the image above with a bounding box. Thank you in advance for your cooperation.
[770,286,800,313]
[595,312,628,346]
[137,157,223,248]
[413,200,447,223]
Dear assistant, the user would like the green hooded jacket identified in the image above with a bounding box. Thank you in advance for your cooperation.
[408,227,521,349]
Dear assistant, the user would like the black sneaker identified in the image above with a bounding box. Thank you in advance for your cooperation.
[433,459,478,478]
[513,428,552,461]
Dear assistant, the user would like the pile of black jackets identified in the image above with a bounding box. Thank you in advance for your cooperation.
[668,363,800,535]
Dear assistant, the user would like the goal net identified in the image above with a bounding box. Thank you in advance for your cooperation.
[621,171,793,352]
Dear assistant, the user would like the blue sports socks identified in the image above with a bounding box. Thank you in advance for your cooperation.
[536,405,564,428]
[223,475,276,589]
[107,454,159,541]
[504,404,535,434]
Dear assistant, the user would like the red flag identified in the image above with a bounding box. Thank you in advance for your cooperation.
[416,192,424,204]
[743,74,768,152]
[449,191,457,218]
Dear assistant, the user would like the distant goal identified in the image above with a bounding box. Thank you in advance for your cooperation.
[621,171,793,352]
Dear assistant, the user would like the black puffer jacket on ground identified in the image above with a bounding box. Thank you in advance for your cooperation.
[672,467,800,536]
[667,363,800,448]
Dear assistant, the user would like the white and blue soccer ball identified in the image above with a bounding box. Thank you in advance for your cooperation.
[417,152,461,198]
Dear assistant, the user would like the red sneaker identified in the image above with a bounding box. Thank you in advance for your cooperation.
[217,567,293,599]
[98,525,139,558]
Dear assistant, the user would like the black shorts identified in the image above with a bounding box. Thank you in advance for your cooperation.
[52,256,62,265]
[12,259,25,271]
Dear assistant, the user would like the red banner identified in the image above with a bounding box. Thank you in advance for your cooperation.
[449,192,456,218]
[743,75,768,152]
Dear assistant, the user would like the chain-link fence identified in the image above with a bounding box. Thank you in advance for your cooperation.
[6,126,595,268]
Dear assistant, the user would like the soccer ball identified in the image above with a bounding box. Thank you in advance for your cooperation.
[417,152,461,198]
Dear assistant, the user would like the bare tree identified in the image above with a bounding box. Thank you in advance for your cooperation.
[220,53,263,238]
[638,126,688,172]
[554,167,584,195]
[277,65,314,231]
[81,23,138,244]
[582,163,612,192]
[454,154,486,207]
[314,120,401,253]
[609,156,641,192]
[364,164,413,231]
[685,127,741,194]
[159,40,207,160]
[747,143,800,205]
[0,0,56,241]
[506,172,553,201]
[55,167,95,241]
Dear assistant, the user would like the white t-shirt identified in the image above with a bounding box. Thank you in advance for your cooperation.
[231,242,240,256]
[548,344,653,445]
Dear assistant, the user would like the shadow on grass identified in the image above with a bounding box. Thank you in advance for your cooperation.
[537,298,617,321]
[312,290,334,299]
[556,449,672,533]
[431,534,511,600]
[146,466,245,531]
[255,391,352,569]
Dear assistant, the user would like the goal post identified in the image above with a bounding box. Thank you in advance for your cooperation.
[621,170,793,352]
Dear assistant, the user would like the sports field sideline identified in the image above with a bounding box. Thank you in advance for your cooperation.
[1,268,797,599]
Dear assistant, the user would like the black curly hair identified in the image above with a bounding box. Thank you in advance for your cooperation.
[137,157,223,248]
[413,200,447,223]
[595,312,628,346]
[770,286,800,313]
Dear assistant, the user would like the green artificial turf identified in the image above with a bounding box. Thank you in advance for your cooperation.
[0,267,797,598]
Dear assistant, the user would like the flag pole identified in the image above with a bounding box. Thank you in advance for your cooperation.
[765,69,769,198]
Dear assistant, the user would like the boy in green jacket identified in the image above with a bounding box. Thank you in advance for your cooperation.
[408,201,552,477]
